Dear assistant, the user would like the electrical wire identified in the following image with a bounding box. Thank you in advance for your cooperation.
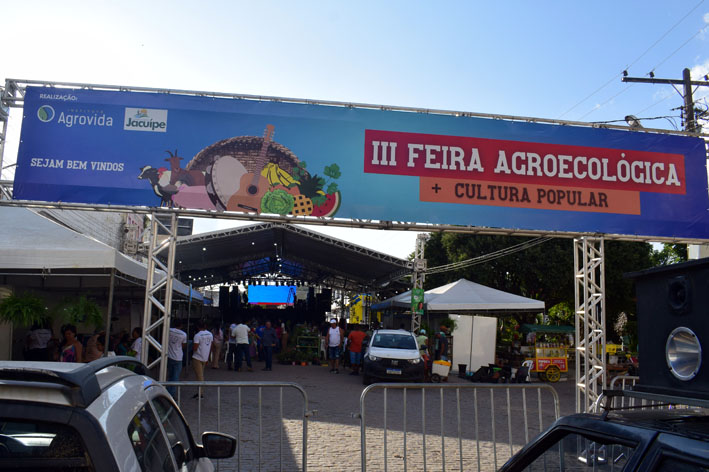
[576,84,636,120]
[630,0,705,72]
[557,0,705,119]
[633,92,675,116]
[649,24,709,75]
[425,237,553,275]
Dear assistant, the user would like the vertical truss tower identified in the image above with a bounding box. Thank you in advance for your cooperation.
[574,237,607,413]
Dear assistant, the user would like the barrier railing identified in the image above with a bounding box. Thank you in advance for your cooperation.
[162,381,312,472]
[358,383,561,472]
[602,376,695,412]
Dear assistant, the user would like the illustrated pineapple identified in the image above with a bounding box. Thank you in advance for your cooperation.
[291,194,313,215]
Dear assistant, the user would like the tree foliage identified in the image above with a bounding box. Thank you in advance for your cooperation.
[650,243,688,266]
[423,234,655,341]
[424,233,574,309]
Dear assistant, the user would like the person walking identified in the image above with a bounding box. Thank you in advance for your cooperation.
[226,323,238,370]
[192,320,213,397]
[327,318,344,374]
[347,325,367,375]
[210,323,223,369]
[235,319,253,372]
[261,321,277,371]
[167,318,187,398]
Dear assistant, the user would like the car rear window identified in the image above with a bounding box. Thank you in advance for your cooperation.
[0,419,94,471]
[372,333,417,350]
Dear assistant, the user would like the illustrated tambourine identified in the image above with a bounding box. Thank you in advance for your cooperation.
[205,155,248,211]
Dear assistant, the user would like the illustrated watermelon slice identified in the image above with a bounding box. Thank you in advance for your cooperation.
[311,191,341,217]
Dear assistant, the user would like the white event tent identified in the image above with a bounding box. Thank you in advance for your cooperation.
[372,278,545,313]
[372,278,545,374]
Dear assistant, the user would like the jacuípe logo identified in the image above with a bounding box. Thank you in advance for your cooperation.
[37,105,55,122]
[124,107,168,132]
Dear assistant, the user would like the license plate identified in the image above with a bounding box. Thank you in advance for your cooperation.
[386,368,402,375]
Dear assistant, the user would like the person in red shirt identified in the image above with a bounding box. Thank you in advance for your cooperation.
[347,325,367,375]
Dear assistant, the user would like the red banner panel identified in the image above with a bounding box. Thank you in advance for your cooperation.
[365,129,686,195]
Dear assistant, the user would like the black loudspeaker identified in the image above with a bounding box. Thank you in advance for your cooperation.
[628,258,709,399]
[219,286,230,313]
[317,289,332,311]
[229,288,240,311]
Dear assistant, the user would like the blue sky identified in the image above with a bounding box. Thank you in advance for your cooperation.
[2,1,708,257]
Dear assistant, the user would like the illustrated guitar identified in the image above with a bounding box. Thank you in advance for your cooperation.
[227,124,275,212]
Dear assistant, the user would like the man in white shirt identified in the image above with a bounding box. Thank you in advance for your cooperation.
[192,320,213,388]
[131,327,143,362]
[166,318,187,398]
[235,319,253,372]
[226,323,238,370]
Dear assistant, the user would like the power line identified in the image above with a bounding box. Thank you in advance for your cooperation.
[557,0,705,119]
[425,237,553,275]
[630,0,705,72]
[576,84,636,120]
[649,24,709,75]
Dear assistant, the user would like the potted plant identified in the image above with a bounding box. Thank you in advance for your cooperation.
[53,295,104,329]
[0,292,48,327]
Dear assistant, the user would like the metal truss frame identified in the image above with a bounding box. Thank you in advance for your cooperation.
[410,234,429,333]
[141,213,177,381]
[574,237,606,413]
[1,77,706,394]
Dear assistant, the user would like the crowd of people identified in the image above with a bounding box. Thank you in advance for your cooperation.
[23,316,453,398]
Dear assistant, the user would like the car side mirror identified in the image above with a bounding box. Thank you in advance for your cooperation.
[202,432,236,459]
[171,441,186,466]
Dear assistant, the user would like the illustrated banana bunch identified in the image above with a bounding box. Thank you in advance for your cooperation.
[262,163,299,187]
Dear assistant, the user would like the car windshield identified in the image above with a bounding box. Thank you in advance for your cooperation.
[371,333,417,350]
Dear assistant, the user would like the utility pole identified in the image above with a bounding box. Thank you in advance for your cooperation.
[622,68,709,132]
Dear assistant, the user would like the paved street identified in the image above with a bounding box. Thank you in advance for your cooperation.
[172,358,576,471]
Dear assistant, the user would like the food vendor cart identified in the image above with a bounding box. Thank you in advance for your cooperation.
[520,324,573,383]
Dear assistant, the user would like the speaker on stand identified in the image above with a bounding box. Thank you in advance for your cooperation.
[628,258,709,399]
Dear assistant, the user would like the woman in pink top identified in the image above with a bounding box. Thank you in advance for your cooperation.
[211,324,224,369]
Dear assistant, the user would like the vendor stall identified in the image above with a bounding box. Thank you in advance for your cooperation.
[521,324,574,383]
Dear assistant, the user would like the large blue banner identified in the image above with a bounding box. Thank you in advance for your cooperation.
[13,86,709,239]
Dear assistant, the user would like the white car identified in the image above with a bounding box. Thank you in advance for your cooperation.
[362,329,425,385]
[0,356,235,471]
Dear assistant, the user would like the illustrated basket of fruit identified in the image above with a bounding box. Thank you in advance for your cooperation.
[186,135,299,175]
[185,132,342,217]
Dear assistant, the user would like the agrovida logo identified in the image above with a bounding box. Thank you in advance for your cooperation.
[37,105,55,122]
[124,107,168,132]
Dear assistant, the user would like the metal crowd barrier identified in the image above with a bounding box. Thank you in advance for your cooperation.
[358,383,561,472]
[162,381,311,472]
[608,375,639,391]
[604,375,693,412]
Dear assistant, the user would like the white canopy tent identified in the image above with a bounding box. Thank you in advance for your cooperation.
[0,206,203,360]
[372,278,545,374]
[372,278,545,313]
[0,206,200,300]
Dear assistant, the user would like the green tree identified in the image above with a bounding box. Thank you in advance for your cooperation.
[650,243,688,266]
[423,234,655,340]
[424,233,573,309]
